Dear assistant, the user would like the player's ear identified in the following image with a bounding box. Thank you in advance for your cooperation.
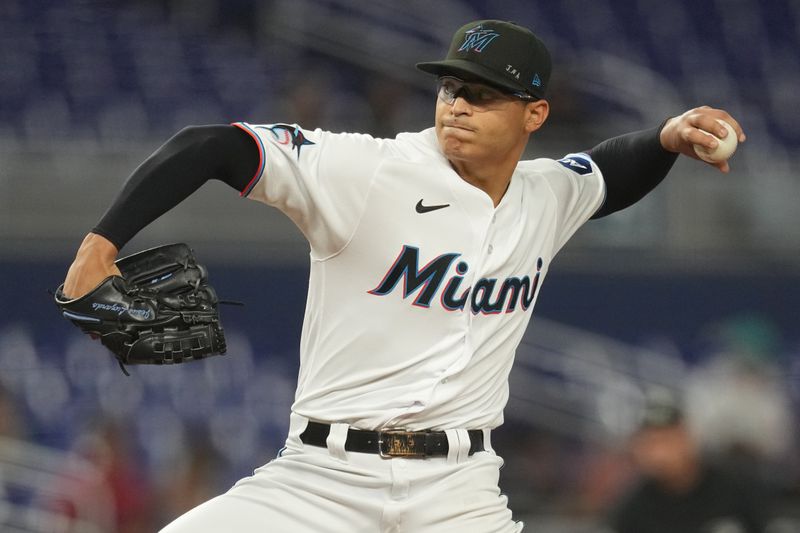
[524,99,549,133]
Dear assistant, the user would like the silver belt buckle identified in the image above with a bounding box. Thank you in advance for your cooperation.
[378,430,425,458]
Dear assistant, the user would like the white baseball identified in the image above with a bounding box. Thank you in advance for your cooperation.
[693,119,738,163]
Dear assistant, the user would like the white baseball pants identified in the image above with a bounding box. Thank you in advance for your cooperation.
[160,413,523,532]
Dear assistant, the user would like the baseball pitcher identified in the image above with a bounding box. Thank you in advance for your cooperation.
[58,20,745,532]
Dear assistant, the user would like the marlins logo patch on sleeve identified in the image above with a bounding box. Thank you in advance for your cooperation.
[557,155,593,175]
[257,124,315,159]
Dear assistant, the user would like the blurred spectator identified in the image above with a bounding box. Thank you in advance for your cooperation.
[156,428,225,528]
[0,383,26,439]
[46,417,156,533]
[573,445,633,516]
[497,428,569,514]
[686,314,794,467]
[606,389,770,533]
[0,383,23,506]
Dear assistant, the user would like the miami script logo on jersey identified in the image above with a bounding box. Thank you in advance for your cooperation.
[368,245,543,315]
[458,25,500,53]
[257,124,315,159]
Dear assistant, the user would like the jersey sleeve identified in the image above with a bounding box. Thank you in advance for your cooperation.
[233,122,383,259]
[544,152,607,253]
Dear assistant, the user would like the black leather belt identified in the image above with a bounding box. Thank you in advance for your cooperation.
[299,421,485,458]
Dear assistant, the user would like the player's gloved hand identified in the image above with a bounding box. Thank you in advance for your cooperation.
[55,242,228,374]
[659,105,745,173]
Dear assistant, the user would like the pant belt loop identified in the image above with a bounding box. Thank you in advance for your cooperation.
[326,422,349,462]
[444,429,461,465]
[455,429,471,463]
[288,412,310,450]
[482,428,494,454]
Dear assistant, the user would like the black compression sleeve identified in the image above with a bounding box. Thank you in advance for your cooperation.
[92,124,259,250]
[588,122,679,219]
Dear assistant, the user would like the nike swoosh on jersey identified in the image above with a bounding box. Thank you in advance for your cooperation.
[415,199,450,214]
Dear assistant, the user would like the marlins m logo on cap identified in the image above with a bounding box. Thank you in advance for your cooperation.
[457,24,500,53]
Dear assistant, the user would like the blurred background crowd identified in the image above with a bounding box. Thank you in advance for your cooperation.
[1,0,798,531]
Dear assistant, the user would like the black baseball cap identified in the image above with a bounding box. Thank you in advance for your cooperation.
[416,20,551,99]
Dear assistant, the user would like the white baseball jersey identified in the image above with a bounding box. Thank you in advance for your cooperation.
[233,122,605,432]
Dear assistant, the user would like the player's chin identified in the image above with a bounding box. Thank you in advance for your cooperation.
[438,129,474,153]
[439,137,470,159]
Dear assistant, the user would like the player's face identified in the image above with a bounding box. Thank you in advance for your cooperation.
[434,76,549,168]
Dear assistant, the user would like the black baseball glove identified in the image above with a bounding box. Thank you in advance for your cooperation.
[54,243,228,374]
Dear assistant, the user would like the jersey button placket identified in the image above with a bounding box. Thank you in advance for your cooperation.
[485,213,497,256]
[488,212,497,253]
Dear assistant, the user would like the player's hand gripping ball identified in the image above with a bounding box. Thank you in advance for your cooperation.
[693,119,738,163]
